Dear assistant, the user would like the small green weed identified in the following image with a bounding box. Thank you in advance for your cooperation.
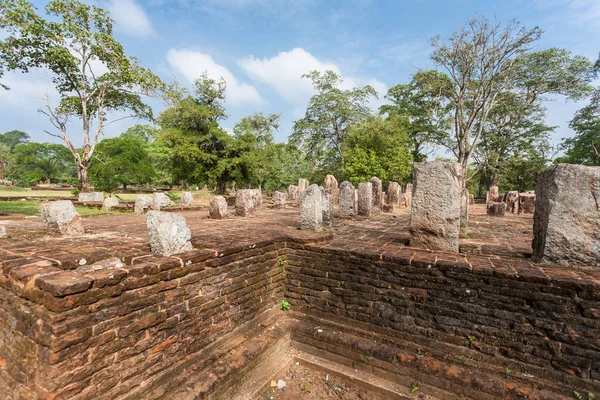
[360,354,370,362]
[416,350,426,360]
[280,300,290,311]
[411,384,420,393]
[467,335,476,342]
[277,259,287,267]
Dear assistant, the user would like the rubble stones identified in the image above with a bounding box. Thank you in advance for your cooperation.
[78,192,104,202]
[324,175,339,205]
[357,182,373,217]
[338,181,356,218]
[487,202,506,217]
[102,197,119,211]
[272,191,287,209]
[180,192,194,207]
[39,200,84,235]
[410,162,461,252]
[532,164,600,269]
[146,211,193,256]
[371,177,383,211]
[386,181,401,209]
[135,195,153,215]
[153,192,172,211]
[300,184,323,230]
[504,191,519,213]
[209,196,229,219]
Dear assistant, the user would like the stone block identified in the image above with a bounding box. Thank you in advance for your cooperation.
[404,183,413,208]
[504,191,519,213]
[324,175,339,205]
[321,188,333,227]
[338,181,355,218]
[36,271,93,297]
[371,177,383,211]
[386,181,401,209]
[532,164,600,269]
[486,186,499,204]
[468,194,475,205]
[78,192,104,202]
[410,162,461,252]
[287,185,299,201]
[235,189,261,217]
[39,200,84,235]
[272,191,287,209]
[518,193,535,214]
[102,197,119,211]
[146,211,193,256]
[134,195,153,215]
[357,182,372,217]
[300,184,322,230]
[209,196,228,219]
[153,192,172,210]
[180,192,194,207]
[487,202,506,217]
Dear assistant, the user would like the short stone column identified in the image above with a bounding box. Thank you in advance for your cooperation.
[300,184,322,230]
[504,191,519,213]
[209,196,228,219]
[324,175,339,205]
[338,181,355,217]
[153,192,172,211]
[371,177,383,212]
[404,183,413,209]
[410,162,461,252]
[297,178,309,205]
[468,194,475,205]
[321,188,333,227]
[103,197,119,211]
[486,186,499,205]
[39,200,84,235]
[235,190,253,217]
[287,185,298,201]
[487,202,506,216]
[78,192,104,202]
[180,192,194,207]
[135,195,153,215]
[357,182,373,217]
[386,181,401,209]
[272,191,287,209]
[532,164,600,269]
[146,211,193,256]
[518,193,535,214]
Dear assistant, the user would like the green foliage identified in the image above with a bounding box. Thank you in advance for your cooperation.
[165,191,181,202]
[0,130,30,151]
[89,135,155,193]
[280,300,290,311]
[12,142,76,184]
[291,70,377,171]
[559,90,600,165]
[343,116,413,186]
[411,384,420,393]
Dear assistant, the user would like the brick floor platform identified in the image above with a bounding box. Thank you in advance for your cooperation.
[0,205,598,399]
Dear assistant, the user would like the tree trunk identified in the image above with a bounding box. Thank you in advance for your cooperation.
[123,182,128,191]
[216,179,227,195]
[78,162,90,192]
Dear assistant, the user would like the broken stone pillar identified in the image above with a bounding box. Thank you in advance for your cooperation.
[371,177,383,212]
[486,186,499,205]
[209,196,228,219]
[153,192,172,211]
[324,175,339,205]
[235,190,254,217]
[410,162,461,252]
[297,178,309,205]
[518,193,535,214]
[386,181,401,209]
[404,183,413,209]
[78,192,104,202]
[300,184,322,230]
[487,202,506,216]
[146,211,193,256]
[287,185,298,201]
[180,192,194,207]
[39,200,84,235]
[357,182,373,217]
[272,191,287,209]
[102,197,119,211]
[468,194,475,205]
[504,191,519,213]
[338,181,355,218]
[532,164,600,269]
[460,189,469,228]
[135,195,153,215]
[321,188,333,227]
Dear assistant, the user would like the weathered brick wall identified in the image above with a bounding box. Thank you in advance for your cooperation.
[0,242,288,400]
[286,243,600,398]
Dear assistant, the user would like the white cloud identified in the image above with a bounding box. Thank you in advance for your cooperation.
[0,73,56,106]
[166,49,262,106]
[109,0,153,37]
[238,47,387,110]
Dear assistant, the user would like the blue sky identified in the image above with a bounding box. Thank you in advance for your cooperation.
[1,0,599,154]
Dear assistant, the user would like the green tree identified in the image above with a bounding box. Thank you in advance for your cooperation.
[380,70,453,162]
[260,144,311,191]
[558,90,600,165]
[0,0,164,190]
[0,143,13,181]
[89,135,155,193]
[291,70,377,171]
[12,142,76,184]
[343,116,413,186]
[0,130,30,151]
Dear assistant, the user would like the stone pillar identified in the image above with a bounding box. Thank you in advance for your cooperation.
[78,192,104,202]
[460,189,469,228]
[321,188,333,227]
[468,194,475,205]
[404,183,413,209]
[134,195,153,215]
[146,211,193,256]
[532,164,600,269]
[272,191,287,209]
[209,196,228,219]
[357,182,373,217]
[518,193,535,214]
[235,190,253,217]
[297,178,309,205]
[487,202,506,216]
[287,185,298,201]
[504,191,519,213]
[153,192,172,211]
[370,177,383,212]
[486,186,499,205]
[410,162,461,252]
[180,192,194,207]
[338,181,355,218]
[324,175,339,205]
[102,197,119,211]
[39,200,84,235]
[386,181,401,209]
[300,184,322,230]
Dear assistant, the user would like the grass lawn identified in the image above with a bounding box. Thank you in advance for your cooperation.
[0,200,131,216]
